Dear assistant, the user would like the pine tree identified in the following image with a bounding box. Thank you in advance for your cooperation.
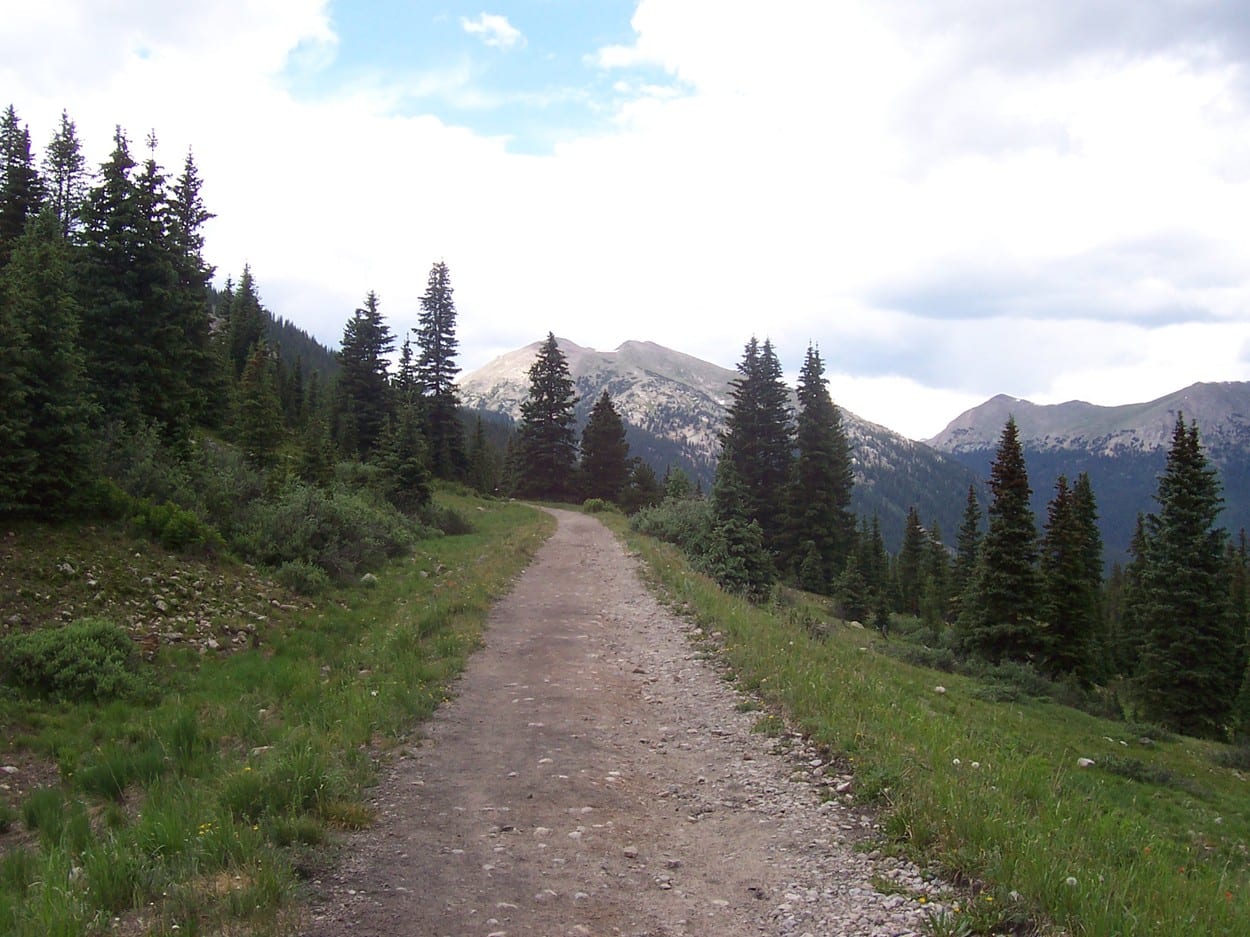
[720,337,793,551]
[379,401,431,514]
[414,261,465,478]
[168,149,219,425]
[465,415,499,495]
[513,333,579,500]
[952,485,983,606]
[957,418,1041,663]
[896,506,927,615]
[784,344,854,591]
[236,343,284,470]
[580,390,631,503]
[701,459,775,600]
[621,459,664,514]
[1039,475,1102,682]
[227,266,267,379]
[920,521,951,638]
[42,110,87,238]
[335,291,394,459]
[1133,415,1237,737]
[0,105,44,268]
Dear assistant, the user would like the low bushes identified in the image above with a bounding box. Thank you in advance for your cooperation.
[0,618,150,703]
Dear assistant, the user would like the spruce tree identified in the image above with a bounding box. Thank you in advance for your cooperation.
[784,345,855,591]
[513,333,579,500]
[226,266,267,379]
[236,342,284,470]
[379,401,432,514]
[920,521,951,637]
[465,415,499,495]
[580,390,631,503]
[168,149,219,425]
[42,110,87,238]
[1133,415,1237,737]
[0,105,44,268]
[1039,475,1102,682]
[720,337,793,551]
[957,418,1041,663]
[0,210,94,517]
[335,291,394,459]
[414,261,465,478]
[896,506,927,615]
[701,459,775,601]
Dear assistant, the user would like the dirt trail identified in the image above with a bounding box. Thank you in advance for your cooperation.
[299,509,939,937]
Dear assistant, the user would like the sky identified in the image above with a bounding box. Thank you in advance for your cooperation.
[3,0,1250,440]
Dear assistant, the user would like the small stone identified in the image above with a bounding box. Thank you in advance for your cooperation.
[623,846,639,859]
[1077,757,1096,768]
[933,685,947,694]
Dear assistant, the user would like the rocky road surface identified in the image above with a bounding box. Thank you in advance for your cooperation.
[300,508,949,937]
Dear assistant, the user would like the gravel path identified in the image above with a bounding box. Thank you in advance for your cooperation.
[299,508,949,936]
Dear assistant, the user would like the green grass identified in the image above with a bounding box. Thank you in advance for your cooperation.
[610,515,1250,937]
[0,490,553,936]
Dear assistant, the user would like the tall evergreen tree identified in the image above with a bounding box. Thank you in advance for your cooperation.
[580,390,631,502]
[896,506,927,615]
[168,149,219,425]
[1132,415,1237,737]
[720,337,793,551]
[920,521,951,636]
[42,110,87,238]
[513,333,579,499]
[335,290,394,458]
[957,418,1041,663]
[1039,475,1102,682]
[414,261,465,478]
[225,266,267,379]
[701,458,775,600]
[951,485,983,622]
[378,401,432,514]
[465,415,499,495]
[0,105,44,268]
[784,344,855,591]
[236,342,283,469]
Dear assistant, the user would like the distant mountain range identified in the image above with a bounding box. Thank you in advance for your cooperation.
[926,382,1250,563]
[459,339,1250,561]
[458,338,981,550]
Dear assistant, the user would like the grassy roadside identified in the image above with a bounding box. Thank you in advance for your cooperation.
[0,493,552,937]
[608,513,1250,937]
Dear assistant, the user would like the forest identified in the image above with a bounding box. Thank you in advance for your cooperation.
[3,101,1249,741]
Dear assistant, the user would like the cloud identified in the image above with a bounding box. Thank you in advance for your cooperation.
[460,13,525,51]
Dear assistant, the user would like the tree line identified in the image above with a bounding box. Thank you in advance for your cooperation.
[634,335,1250,741]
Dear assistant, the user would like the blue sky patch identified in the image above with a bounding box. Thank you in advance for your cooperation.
[284,1,677,153]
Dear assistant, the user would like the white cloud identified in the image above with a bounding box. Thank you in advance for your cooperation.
[460,13,525,50]
[2,0,1248,439]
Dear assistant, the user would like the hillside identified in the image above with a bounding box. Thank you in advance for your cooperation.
[458,337,981,548]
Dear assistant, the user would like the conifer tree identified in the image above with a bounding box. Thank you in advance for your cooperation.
[0,211,94,516]
[513,333,579,499]
[0,105,44,268]
[1132,415,1237,737]
[42,110,86,238]
[236,342,283,469]
[621,459,664,513]
[226,266,267,379]
[957,418,1040,663]
[379,402,432,514]
[920,521,951,637]
[414,261,465,478]
[784,345,854,590]
[168,149,219,425]
[720,337,792,551]
[952,485,983,604]
[335,290,394,458]
[701,459,775,600]
[580,390,631,503]
[896,506,927,615]
[1039,475,1102,682]
[465,415,499,495]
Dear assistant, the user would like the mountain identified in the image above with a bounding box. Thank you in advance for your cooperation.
[926,382,1250,562]
[458,338,982,550]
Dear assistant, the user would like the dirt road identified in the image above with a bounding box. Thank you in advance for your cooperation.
[300,509,940,937]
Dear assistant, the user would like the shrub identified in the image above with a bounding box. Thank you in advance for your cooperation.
[1210,746,1250,771]
[884,643,958,674]
[0,618,151,702]
[630,497,713,554]
[274,560,331,596]
[581,498,617,514]
[235,483,415,580]
[420,502,475,536]
[129,498,225,555]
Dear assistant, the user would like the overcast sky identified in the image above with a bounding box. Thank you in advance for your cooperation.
[4,0,1249,439]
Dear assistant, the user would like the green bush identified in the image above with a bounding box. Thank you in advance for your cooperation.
[883,643,958,673]
[581,498,616,514]
[129,499,225,555]
[0,618,150,703]
[630,497,713,553]
[274,560,331,596]
[420,502,474,536]
[236,483,415,580]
